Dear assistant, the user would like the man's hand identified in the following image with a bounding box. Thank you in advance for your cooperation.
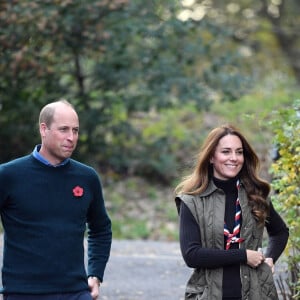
[88,276,101,300]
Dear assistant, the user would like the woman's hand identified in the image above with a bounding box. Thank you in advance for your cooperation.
[246,249,265,268]
[265,257,275,273]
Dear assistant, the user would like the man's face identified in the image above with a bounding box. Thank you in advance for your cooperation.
[40,105,79,165]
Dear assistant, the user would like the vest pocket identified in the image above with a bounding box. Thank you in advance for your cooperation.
[257,263,279,299]
[185,268,209,300]
[185,286,209,300]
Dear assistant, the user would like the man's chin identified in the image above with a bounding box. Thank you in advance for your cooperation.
[61,151,73,159]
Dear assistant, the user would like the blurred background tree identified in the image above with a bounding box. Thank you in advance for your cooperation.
[185,0,300,83]
[1,1,299,296]
[3,0,298,180]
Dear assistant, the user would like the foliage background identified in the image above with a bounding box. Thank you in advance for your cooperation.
[0,0,300,297]
[1,0,299,176]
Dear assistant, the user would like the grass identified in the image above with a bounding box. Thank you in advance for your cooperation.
[104,176,178,241]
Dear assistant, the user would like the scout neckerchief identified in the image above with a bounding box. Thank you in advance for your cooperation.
[224,180,244,250]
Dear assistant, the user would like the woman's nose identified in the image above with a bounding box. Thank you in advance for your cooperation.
[230,153,237,160]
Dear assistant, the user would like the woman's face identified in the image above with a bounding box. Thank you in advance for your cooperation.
[210,134,244,180]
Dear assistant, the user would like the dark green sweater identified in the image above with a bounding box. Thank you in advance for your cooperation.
[0,154,112,294]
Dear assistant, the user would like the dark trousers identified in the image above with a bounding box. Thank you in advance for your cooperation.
[3,290,93,300]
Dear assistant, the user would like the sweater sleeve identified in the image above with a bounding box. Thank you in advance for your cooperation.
[264,201,289,263]
[179,201,247,269]
[86,171,112,282]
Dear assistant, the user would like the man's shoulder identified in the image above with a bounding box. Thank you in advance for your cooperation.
[0,154,32,168]
[0,155,33,180]
[69,159,98,175]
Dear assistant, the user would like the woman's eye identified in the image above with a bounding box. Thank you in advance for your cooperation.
[222,150,230,154]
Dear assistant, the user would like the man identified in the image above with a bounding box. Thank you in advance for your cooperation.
[0,99,112,300]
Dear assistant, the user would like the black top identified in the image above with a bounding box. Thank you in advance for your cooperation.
[179,177,289,299]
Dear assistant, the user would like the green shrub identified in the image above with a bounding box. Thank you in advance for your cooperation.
[269,99,300,299]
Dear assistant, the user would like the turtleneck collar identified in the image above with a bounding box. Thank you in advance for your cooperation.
[213,176,240,194]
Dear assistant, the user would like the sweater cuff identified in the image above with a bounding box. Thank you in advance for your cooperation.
[88,275,102,284]
[241,249,247,263]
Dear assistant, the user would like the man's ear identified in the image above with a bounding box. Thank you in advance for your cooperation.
[40,123,47,138]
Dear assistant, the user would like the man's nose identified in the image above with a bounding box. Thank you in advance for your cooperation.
[67,130,75,140]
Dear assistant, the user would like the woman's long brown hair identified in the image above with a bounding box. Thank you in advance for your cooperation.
[175,124,270,225]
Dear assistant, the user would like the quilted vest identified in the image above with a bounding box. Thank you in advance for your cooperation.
[176,180,278,300]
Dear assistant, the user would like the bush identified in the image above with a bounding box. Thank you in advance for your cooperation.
[269,99,300,299]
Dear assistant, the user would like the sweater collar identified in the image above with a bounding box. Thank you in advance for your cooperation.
[213,176,239,193]
[200,176,241,197]
[32,144,70,167]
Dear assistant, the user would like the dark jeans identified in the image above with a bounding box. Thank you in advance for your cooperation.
[3,291,92,300]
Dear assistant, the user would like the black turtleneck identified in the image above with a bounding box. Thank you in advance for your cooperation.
[214,176,240,235]
[214,177,243,298]
[179,177,289,299]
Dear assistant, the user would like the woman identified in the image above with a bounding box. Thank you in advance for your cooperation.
[175,124,289,300]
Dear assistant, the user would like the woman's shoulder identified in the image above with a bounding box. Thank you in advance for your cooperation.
[176,181,218,201]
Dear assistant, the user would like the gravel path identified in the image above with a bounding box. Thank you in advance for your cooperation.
[100,240,189,300]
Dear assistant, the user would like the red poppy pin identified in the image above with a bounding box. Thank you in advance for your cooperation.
[73,186,84,197]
